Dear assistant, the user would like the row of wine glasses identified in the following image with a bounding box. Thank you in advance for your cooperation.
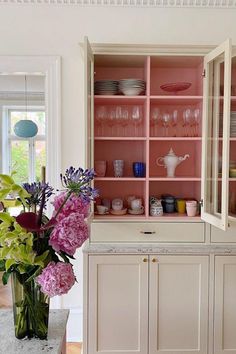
[95,105,143,136]
[150,107,201,137]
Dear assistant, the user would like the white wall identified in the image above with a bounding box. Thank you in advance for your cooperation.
[0,5,236,340]
[0,75,44,92]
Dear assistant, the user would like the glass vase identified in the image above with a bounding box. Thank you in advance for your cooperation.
[11,272,49,339]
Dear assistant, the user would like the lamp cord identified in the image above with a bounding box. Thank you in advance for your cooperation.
[25,75,28,120]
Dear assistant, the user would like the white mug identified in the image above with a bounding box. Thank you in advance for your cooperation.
[112,198,123,211]
[126,195,136,208]
[131,198,142,210]
[97,205,108,215]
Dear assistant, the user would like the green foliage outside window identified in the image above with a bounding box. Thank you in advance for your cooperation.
[10,111,46,185]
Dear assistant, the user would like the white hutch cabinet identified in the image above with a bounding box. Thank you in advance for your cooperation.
[82,37,236,354]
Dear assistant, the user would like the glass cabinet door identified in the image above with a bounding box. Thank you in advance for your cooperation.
[228,53,236,222]
[201,39,232,231]
[84,36,94,170]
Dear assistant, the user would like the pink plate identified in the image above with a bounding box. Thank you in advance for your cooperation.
[160,82,192,93]
[110,208,127,215]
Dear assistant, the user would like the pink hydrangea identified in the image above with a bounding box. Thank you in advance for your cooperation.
[52,192,89,222]
[49,212,89,255]
[37,262,76,297]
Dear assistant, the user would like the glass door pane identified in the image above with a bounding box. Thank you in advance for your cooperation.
[84,36,94,170]
[229,55,236,220]
[201,39,232,230]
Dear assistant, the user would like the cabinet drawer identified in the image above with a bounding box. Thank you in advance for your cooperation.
[90,222,205,243]
[211,222,236,243]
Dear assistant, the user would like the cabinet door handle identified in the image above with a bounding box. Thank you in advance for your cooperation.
[152,258,158,263]
[142,258,148,263]
[140,231,156,235]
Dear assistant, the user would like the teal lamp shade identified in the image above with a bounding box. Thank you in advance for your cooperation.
[14,120,38,138]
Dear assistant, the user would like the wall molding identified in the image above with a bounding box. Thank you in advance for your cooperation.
[0,0,236,7]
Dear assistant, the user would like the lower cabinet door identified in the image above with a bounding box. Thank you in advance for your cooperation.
[214,256,236,354]
[88,255,149,354]
[149,255,209,354]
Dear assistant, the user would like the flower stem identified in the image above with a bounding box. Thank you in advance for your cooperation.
[53,190,72,219]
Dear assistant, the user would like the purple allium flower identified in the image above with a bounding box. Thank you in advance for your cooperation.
[49,212,89,255]
[22,182,54,209]
[52,192,90,222]
[60,167,98,202]
[37,262,76,297]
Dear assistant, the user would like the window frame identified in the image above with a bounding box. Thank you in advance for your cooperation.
[2,105,46,183]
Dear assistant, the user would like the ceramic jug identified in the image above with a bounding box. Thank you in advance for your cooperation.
[149,198,163,216]
[156,148,189,177]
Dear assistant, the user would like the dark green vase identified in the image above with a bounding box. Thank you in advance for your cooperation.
[11,272,49,339]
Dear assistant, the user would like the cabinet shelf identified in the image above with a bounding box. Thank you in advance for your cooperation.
[94,177,146,181]
[94,214,147,220]
[150,95,203,104]
[148,213,202,221]
[93,213,202,222]
[94,95,147,104]
[149,137,202,141]
[94,137,146,141]
[149,177,201,181]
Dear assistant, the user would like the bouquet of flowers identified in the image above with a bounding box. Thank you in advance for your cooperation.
[0,166,97,339]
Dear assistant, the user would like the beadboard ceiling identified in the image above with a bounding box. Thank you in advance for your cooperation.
[0,0,236,7]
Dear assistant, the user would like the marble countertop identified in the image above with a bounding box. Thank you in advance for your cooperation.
[83,242,236,254]
[0,309,69,354]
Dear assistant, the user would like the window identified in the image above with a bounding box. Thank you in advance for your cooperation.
[2,107,46,185]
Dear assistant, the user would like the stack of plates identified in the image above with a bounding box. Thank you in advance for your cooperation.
[94,80,119,95]
[220,112,236,137]
[230,112,236,137]
[118,79,146,96]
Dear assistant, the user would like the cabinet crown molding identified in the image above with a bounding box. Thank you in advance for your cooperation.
[0,0,236,7]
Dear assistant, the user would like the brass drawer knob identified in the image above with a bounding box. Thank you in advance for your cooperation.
[143,258,148,263]
[152,258,158,263]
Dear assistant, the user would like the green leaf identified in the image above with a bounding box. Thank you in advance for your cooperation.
[14,200,22,207]
[17,264,27,274]
[0,174,14,186]
[5,259,15,271]
[2,271,11,285]
[0,212,13,224]
[34,250,49,264]
[59,252,70,263]
[0,260,5,271]
[25,266,42,283]
[0,188,11,201]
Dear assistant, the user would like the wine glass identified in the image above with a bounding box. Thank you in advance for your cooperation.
[131,106,142,136]
[185,109,195,137]
[171,110,178,137]
[121,107,129,136]
[161,113,171,137]
[107,106,116,136]
[151,107,160,136]
[96,106,107,136]
[115,106,122,136]
[193,108,200,137]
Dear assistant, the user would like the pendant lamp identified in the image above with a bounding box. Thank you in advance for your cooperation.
[14,76,38,138]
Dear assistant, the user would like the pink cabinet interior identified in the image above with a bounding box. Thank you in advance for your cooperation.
[94,140,146,177]
[93,54,204,219]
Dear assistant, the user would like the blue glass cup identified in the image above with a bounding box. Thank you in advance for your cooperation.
[133,162,146,178]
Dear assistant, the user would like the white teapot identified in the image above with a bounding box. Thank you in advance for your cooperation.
[156,148,189,177]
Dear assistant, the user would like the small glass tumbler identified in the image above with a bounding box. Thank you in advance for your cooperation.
[113,160,124,177]
[133,162,146,177]
[94,160,107,177]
